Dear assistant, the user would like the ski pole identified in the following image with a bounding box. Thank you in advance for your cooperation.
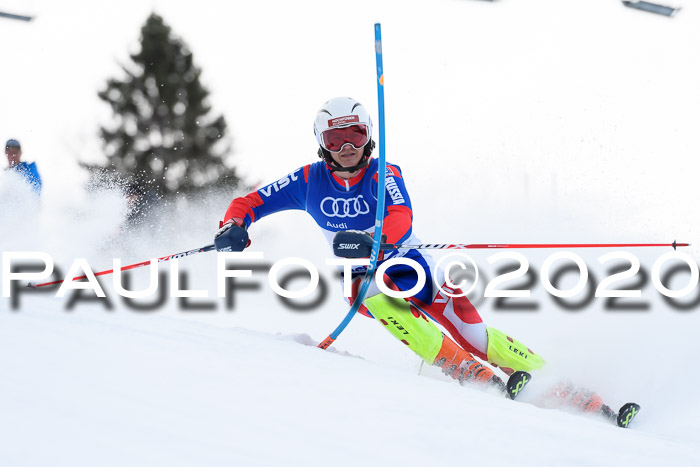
[380,241,690,251]
[318,23,388,350]
[28,244,216,288]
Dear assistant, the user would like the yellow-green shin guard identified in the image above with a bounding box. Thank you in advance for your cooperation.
[364,294,443,364]
[486,327,545,373]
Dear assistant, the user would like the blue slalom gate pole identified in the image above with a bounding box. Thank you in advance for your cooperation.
[318,23,388,349]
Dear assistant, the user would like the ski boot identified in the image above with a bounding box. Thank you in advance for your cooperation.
[434,335,530,399]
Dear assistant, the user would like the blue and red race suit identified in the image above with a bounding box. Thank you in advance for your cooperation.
[223,158,488,358]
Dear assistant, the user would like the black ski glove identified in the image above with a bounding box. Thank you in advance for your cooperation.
[214,220,250,252]
[333,230,376,258]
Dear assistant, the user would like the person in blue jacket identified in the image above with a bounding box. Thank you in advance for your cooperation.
[5,139,42,194]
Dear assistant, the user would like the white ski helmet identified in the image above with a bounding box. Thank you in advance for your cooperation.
[313,97,375,171]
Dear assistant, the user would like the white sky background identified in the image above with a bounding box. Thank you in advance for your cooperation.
[1,0,698,249]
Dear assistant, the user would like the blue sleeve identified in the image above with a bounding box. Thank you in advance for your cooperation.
[225,166,308,227]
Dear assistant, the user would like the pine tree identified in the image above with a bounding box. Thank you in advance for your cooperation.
[95,13,240,196]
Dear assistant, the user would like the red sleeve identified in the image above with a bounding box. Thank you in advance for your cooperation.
[224,192,264,226]
[382,204,413,244]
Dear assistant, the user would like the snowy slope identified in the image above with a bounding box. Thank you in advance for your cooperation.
[2,186,699,466]
[1,296,698,467]
[2,0,700,465]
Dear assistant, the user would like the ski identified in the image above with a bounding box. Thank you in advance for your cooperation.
[505,370,531,400]
[617,402,641,428]
[601,402,641,428]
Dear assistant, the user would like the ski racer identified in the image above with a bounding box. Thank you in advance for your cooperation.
[215,97,632,423]
[215,96,546,391]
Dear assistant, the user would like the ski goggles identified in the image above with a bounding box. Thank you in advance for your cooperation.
[320,124,369,152]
